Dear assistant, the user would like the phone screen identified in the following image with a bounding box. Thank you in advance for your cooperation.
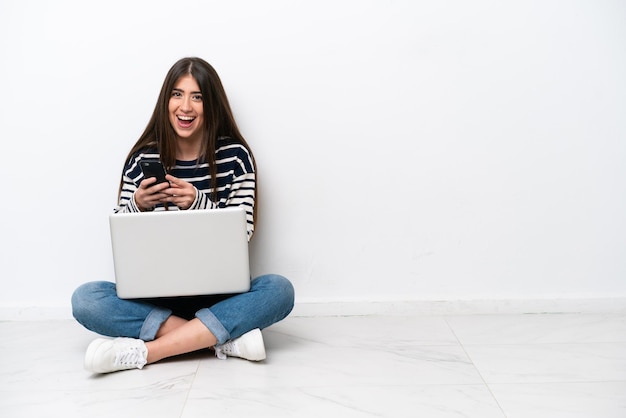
[139,160,168,185]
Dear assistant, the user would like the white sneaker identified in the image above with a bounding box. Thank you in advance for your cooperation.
[214,329,266,361]
[84,337,148,373]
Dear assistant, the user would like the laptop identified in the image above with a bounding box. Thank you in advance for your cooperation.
[109,207,251,299]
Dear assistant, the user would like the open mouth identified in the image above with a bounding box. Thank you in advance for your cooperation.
[177,115,196,128]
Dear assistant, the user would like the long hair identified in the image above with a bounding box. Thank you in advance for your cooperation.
[120,57,257,225]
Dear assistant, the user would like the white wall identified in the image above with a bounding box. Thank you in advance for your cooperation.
[1,0,625,316]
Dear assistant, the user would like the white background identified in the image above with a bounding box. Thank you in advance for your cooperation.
[1,0,625,314]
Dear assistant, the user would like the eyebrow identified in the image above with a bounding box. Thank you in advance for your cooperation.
[172,88,202,94]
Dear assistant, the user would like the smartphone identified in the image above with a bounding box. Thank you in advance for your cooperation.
[139,160,168,186]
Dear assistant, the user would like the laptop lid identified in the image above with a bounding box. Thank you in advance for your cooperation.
[109,207,250,299]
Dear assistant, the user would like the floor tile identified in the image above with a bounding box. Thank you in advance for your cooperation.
[1,324,200,392]
[268,315,461,347]
[183,384,506,418]
[446,314,626,344]
[464,342,626,383]
[193,327,483,389]
[0,388,189,418]
[490,382,626,418]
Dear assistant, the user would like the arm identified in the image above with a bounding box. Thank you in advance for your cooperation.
[186,148,256,239]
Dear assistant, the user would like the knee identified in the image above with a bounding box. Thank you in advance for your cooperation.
[71,281,115,322]
[254,274,295,309]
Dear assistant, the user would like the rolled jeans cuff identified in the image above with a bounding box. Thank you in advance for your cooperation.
[196,307,230,345]
[139,307,172,341]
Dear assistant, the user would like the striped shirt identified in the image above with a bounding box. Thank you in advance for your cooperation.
[115,137,256,239]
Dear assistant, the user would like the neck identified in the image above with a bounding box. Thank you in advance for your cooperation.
[176,138,202,161]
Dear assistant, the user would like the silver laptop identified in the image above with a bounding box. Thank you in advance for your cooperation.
[109,207,250,299]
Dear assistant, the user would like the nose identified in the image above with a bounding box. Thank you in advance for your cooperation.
[180,95,192,111]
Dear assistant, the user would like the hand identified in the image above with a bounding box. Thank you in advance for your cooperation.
[135,177,170,211]
[160,174,197,210]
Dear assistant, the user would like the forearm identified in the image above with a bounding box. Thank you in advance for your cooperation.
[114,177,142,213]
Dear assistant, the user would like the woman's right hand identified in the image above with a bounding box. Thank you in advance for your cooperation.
[134,178,171,211]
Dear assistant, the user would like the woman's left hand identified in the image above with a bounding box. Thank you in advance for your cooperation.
[161,174,197,210]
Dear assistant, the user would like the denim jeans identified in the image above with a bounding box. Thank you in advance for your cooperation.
[71,274,294,345]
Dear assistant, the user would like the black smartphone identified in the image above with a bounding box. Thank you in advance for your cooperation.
[139,160,168,186]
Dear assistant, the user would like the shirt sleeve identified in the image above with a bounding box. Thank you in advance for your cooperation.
[188,145,256,240]
[114,151,160,213]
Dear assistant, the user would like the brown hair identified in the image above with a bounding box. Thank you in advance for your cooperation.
[120,57,257,224]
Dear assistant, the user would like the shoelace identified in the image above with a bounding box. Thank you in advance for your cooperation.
[214,341,236,360]
[114,348,147,368]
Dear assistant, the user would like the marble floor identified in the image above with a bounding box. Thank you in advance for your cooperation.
[1,313,625,417]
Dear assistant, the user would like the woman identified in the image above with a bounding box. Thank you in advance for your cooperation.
[71,57,295,374]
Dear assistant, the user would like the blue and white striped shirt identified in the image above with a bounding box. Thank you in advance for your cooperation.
[115,137,256,239]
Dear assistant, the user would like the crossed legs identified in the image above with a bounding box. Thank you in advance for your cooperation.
[146,316,216,363]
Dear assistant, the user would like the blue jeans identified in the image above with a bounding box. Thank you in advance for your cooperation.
[71,274,294,345]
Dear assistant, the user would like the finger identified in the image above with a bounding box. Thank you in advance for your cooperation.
[155,181,171,192]
[139,177,157,189]
[160,193,192,209]
[152,190,170,198]
[171,196,193,210]
[165,174,181,186]
[145,181,170,194]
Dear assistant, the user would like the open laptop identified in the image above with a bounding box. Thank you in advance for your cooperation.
[109,207,251,299]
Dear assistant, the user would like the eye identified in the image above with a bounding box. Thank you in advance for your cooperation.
[171,90,182,98]
[192,94,203,102]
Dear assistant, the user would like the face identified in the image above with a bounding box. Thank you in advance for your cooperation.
[168,75,204,143]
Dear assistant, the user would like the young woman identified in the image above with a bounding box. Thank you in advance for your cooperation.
[71,57,295,374]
